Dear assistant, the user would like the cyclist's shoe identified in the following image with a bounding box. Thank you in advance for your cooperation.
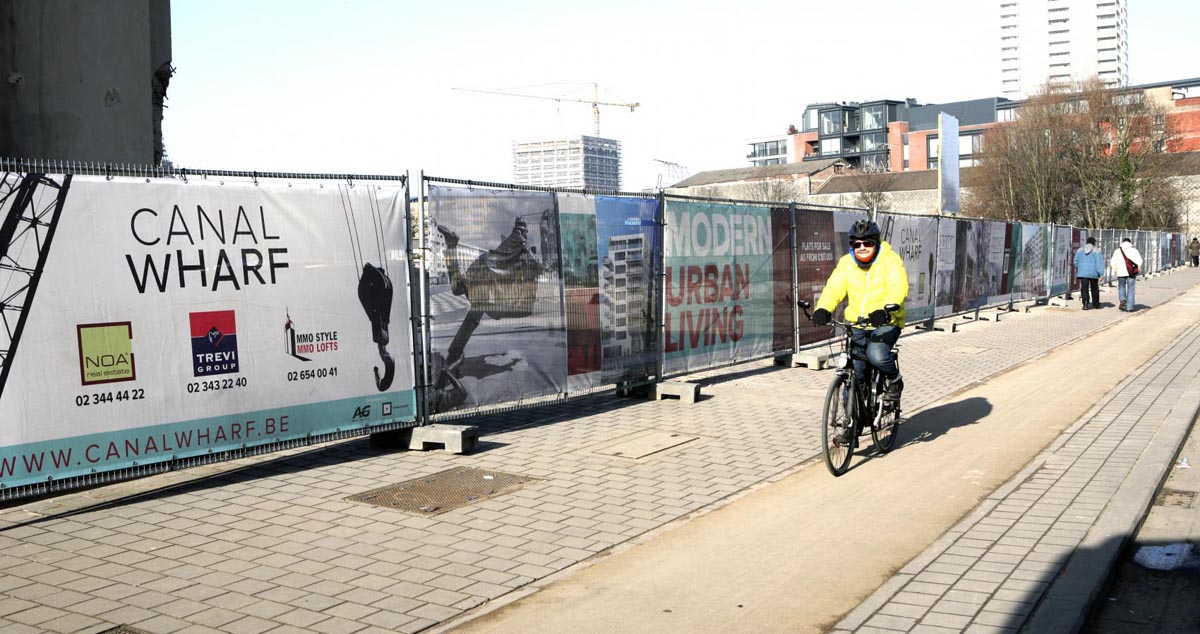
[884,377,904,402]
[836,425,853,446]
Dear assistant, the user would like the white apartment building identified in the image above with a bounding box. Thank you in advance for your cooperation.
[745,135,794,167]
[999,0,1128,99]
[512,136,622,190]
[600,234,648,362]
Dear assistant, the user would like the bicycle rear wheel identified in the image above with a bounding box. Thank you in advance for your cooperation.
[821,374,855,476]
[871,399,900,454]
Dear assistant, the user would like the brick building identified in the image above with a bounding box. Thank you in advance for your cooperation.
[775,76,1200,174]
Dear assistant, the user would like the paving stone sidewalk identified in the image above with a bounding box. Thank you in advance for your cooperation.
[834,289,1200,634]
[1,271,1197,634]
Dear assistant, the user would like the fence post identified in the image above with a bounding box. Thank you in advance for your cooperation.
[655,191,667,387]
[917,215,944,332]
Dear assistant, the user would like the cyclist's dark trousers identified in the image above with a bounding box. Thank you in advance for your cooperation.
[851,325,900,381]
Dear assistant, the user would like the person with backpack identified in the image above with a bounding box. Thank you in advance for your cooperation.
[1110,238,1144,312]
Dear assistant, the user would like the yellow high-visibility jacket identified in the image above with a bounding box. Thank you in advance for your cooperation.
[816,240,909,328]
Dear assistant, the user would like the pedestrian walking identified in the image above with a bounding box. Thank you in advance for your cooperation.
[1111,237,1143,312]
[1189,237,1199,267]
[1074,236,1104,310]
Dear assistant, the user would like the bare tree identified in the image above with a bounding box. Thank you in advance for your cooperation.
[846,164,898,212]
[733,179,802,205]
[970,79,1182,229]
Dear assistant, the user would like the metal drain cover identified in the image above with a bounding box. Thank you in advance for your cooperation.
[948,346,992,355]
[95,626,153,634]
[1155,488,1197,509]
[346,467,542,515]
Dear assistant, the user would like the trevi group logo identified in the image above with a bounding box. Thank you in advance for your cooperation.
[189,310,240,377]
[77,322,136,385]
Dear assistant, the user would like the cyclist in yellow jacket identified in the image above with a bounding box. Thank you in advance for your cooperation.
[812,219,909,401]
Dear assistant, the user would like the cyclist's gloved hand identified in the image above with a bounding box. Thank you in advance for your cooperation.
[812,308,832,326]
[868,309,890,327]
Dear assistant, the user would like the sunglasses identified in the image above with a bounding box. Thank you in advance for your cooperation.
[851,240,877,249]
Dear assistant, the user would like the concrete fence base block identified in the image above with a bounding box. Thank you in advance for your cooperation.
[651,381,701,404]
[373,424,479,454]
[791,352,832,370]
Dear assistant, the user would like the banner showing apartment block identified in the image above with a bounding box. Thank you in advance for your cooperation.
[663,199,789,375]
[0,174,416,490]
[559,193,661,392]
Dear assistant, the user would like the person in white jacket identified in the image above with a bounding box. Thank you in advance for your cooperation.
[1110,238,1144,311]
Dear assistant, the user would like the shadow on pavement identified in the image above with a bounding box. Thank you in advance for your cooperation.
[899,396,993,447]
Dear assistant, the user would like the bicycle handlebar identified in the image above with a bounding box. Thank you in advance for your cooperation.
[797,300,899,329]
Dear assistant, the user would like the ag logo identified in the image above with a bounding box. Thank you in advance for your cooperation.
[352,405,371,420]
[77,322,136,385]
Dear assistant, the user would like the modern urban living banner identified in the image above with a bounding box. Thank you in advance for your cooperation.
[0,174,416,489]
[663,200,777,374]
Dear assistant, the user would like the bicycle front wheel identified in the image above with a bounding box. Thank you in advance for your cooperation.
[821,374,855,476]
[871,399,900,454]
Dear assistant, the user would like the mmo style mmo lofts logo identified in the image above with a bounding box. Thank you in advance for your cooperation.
[77,322,136,385]
[283,309,339,363]
[190,310,240,376]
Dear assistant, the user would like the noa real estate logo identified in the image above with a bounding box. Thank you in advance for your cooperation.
[190,310,240,376]
[77,322,136,385]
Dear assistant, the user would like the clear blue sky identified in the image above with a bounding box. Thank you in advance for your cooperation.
[163,0,1200,190]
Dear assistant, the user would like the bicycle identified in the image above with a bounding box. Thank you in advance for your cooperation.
[798,301,902,476]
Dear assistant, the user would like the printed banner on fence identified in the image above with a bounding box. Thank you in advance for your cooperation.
[0,174,416,489]
[663,200,776,374]
[934,218,957,316]
[795,209,836,345]
[1019,223,1048,297]
[1050,226,1071,296]
[880,213,937,323]
[952,219,1005,312]
[558,194,602,391]
[595,195,660,384]
[426,185,566,414]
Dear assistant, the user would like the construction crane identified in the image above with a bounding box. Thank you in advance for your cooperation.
[453,83,639,137]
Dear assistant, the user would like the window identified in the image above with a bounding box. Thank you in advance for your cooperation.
[820,138,841,155]
[805,109,819,131]
[959,134,982,155]
[927,137,939,160]
[820,110,843,135]
[862,105,885,130]
[862,132,886,151]
[863,153,888,171]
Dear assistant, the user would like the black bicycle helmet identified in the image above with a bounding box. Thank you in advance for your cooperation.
[848,219,881,242]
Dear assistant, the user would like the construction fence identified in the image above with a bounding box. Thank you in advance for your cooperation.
[0,161,1186,500]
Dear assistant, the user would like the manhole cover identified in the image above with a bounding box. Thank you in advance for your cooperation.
[1155,488,1197,508]
[593,431,699,459]
[95,626,153,634]
[948,346,992,355]
[346,467,542,515]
